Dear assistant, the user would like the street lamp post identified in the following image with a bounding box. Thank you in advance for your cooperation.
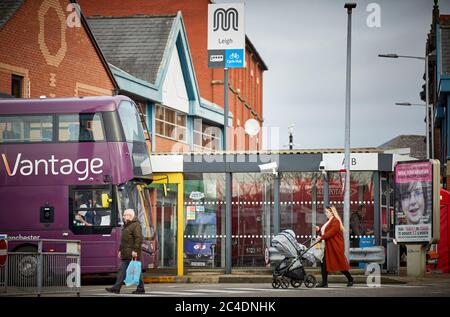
[288,125,294,150]
[344,3,356,260]
[378,53,431,159]
[395,102,426,107]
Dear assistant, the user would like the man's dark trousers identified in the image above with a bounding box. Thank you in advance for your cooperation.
[112,260,145,291]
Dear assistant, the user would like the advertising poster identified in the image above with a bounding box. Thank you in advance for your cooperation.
[186,206,196,221]
[394,161,432,243]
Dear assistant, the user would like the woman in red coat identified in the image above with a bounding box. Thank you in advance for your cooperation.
[316,205,353,287]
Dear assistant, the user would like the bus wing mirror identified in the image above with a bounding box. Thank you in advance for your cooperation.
[163,184,167,197]
[101,193,111,208]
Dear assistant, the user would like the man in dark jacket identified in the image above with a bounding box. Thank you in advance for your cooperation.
[350,204,368,248]
[106,209,145,294]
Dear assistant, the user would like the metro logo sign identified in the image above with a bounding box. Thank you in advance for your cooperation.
[208,3,245,68]
[1,153,103,181]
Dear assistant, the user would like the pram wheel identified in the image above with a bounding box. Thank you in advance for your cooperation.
[280,279,289,289]
[291,280,302,288]
[272,279,281,289]
[304,274,317,288]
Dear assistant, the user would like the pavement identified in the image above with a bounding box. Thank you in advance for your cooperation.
[3,267,450,297]
[79,267,450,286]
[7,279,449,297]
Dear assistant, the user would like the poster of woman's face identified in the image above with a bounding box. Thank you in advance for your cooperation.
[394,161,433,243]
[397,181,431,225]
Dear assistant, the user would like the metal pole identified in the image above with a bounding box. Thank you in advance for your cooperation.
[224,68,229,151]
[312,181,317,238]
[344,3,356,260]
[273,173,280,235]
[289,132,293,150]
[225,172,232,273]
[161,198,165,266]
[373,172,381,245]
[425,55,430,159]
[37,240,43,296]
[323,173,329,210]
[224,68,232,274]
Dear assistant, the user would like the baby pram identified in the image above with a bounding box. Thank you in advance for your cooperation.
[269,229,322,289]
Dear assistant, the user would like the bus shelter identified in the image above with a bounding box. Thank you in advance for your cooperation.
[150,150,410,275]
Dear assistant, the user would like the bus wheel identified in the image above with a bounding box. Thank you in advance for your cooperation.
[11,245,38,287]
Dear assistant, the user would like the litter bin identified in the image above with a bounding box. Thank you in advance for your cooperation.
[359,236,375,269]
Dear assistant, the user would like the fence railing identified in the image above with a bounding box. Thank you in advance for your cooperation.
[0,239,81,296]
[349,246,385,264]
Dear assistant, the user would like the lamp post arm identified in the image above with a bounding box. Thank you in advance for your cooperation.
[395,55,426,61]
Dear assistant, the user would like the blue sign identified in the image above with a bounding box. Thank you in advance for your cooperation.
[225,49,244,68]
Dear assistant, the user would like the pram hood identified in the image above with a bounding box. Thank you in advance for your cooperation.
[270,229,305,258]
[269,230,322,264]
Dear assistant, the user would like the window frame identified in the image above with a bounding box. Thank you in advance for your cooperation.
[0,114,54,144]
[0,113,108,144]
[11,74,23,98]
[193,120,222,151]
[69,184,116,235]
[154,104,187,143]
[116,181,155,240]
[57,112,106,143]
[118,100,146,144]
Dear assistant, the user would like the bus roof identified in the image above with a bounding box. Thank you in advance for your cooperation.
[0,95,131,114]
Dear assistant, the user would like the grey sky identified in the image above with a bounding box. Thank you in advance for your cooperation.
[219,0,450,149]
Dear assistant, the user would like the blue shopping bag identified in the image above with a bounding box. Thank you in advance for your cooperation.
[124,260,142,286]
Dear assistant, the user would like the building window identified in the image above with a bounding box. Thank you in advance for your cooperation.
[11,74,23,98]
[155,104,187,142]
[193,119,222,151]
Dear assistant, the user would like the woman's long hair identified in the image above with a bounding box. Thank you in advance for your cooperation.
[327,205,345,232]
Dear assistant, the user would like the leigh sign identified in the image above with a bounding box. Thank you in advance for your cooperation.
[208,3,245,68]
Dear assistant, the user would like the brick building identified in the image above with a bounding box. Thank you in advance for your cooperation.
[0,0,116,99]
[77,0,268,150]
[87,13,228,153]
[425,1,450,186]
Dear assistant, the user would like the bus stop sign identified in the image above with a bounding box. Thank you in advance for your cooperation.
[0,239,7,266]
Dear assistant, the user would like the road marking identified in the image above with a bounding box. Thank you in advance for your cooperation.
[225,287,288,292]
[91,293,158,297]
[146,291,207,296]
[188,289,249,294]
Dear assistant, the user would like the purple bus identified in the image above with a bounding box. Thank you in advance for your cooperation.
[0,95,157,275]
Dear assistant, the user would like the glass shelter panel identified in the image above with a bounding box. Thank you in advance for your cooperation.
[232,173,274,267]
[280,172,375,250]
[280,172,324,242]
[328,171,375,248]
[184,173,225,269]
[154,184,178,268]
